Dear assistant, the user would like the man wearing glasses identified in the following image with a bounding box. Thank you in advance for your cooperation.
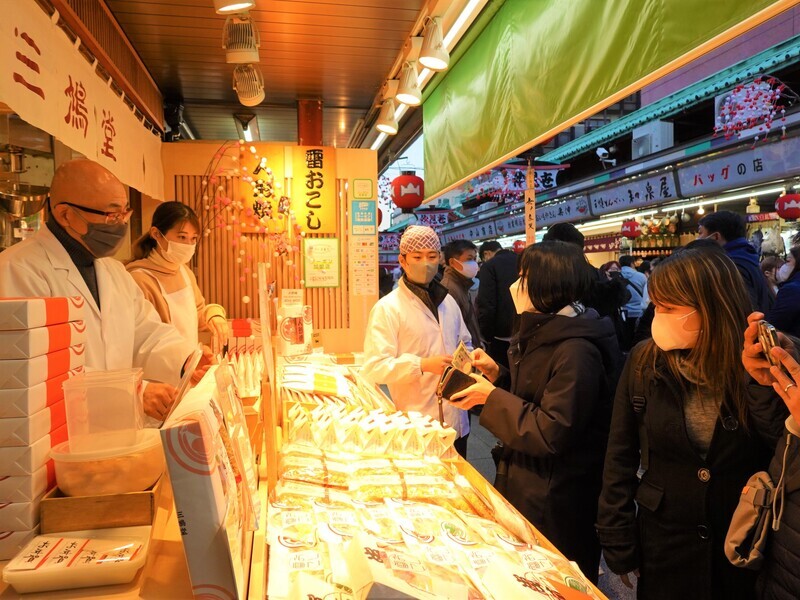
[0,158,206,421]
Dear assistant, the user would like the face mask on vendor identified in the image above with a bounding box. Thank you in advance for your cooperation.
[154,229,197,265]
[400,251,440,286]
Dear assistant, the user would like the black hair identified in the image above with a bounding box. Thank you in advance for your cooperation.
[787,246,800,279]
[479,240,502,260]
[131,201,200,260]
[444,239,477,263]
[637,260,651,274]
[619,255,636,268]
[542,222,584,248]
[698,210,746,242]
[518,241,593,313]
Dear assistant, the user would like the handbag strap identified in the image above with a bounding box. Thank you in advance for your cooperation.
[632,361,649,471]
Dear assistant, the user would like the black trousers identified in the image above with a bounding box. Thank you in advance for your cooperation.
[454,434,469,459]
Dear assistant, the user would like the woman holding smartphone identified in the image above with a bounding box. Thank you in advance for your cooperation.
[596,246,787,599]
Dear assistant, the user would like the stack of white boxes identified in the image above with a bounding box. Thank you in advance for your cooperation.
[0,297,86,559]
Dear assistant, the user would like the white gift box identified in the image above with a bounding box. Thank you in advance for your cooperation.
[0,462,55,503]
[0,297,86,331]
[0,425,67,476]
[0,527,39,561]
[0,368,82,419]
[0,321,87,360]
[0,492,45,531]
[0,401,66,447]
[0,345,86,389]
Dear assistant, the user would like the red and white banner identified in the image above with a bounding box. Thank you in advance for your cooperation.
[0,1,164,198]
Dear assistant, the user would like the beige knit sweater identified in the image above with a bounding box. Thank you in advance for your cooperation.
[126,251,225,330]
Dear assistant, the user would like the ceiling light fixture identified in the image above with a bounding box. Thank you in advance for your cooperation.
[419,17,449,71]
[395,62,422,106]
[376,100,399,135]
[223,14,260,63]
[234,113,260,142]
[213,0,255,14]
[233,64,265,107]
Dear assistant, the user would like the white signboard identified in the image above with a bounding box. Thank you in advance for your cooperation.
[535,195,591,227]
[589,171,679,216]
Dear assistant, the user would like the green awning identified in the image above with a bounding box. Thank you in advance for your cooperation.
[539,35,800,163]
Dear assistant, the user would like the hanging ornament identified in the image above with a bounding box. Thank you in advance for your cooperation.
[621,220,642,239]
[391,171,425,213]
[776,193,800,220]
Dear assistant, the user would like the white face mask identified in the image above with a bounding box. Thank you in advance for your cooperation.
[455,259,479,279]
[157,233,196,265]
[509,278,534,314]
[651,310,699,351]
[776,262,793,283]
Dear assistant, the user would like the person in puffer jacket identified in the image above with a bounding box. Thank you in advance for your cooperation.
[741,312,800,600]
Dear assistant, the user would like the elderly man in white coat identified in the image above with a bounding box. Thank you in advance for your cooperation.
[361,225,472,457]
[0,159,206,421]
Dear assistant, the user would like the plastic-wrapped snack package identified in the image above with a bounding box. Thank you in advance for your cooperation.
[353,500,406,547]
[312,497,361,543]
[458,512,533,554]
[267,530,332,600]
[511,545,600,599]
[278,453,351,489]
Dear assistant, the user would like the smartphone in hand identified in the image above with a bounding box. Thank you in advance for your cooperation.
[757,320,783,368]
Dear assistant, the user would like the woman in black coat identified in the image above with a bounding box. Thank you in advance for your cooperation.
[597,247,787,600]
[451,241,622,584]
[741,312,800,600]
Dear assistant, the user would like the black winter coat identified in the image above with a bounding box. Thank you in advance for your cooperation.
[479,309,621,583]
[597,343,787,600]
[476,250,518,341]
[758,420,800,600]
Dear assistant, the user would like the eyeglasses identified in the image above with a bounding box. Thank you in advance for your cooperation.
[63,202,133,225]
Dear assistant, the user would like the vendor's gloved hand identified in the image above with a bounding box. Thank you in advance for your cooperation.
[190,344,217,384]
[143,382,177,421]
[207,315,230,353]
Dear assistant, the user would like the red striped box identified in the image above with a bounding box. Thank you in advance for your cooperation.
[0,425,67,476]
[0,321,88,360]
[0,297,86,331]
[0,401,66,447]
[0,462,55,503]
[0,527,39,560]
[0,345,86,389]
[0,368,82,418]
[0,491,45,531]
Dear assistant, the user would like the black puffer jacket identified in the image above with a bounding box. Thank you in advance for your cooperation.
[758,418,800,599]
[597,343,787,600]
[479,309,621,584]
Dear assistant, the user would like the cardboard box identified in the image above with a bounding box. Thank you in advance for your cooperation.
[0,527,39,560]
[39,476,163,534]
[0,462,55,503]
[0,297,86,331]
[0,345,86,389]
[0,491,45,531]
[0,425,67,476]
[0,368,82,418]
[0,321,87,359]
[0,401,66,447]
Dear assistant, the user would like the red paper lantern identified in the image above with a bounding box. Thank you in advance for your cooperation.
[621,220,642,239]
[512,240,526,254]
[377,208,383,227]
[391,171,424,213]
[776,194,800,220]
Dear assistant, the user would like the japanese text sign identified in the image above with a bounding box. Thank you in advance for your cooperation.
[535,195,590,227]
[588,171,679,216]
[351,201,376,236]
[291,147,337,234]
[303,238,340,288]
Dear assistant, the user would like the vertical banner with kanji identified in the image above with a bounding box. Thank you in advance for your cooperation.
[291,147,337,234]
[525,165,536,245]
[236,144,286,233]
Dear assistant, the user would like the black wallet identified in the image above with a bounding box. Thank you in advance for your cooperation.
[437,366,476,401]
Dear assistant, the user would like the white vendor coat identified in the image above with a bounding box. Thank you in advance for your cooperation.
[361,278,472,437]
[0,227,195,386]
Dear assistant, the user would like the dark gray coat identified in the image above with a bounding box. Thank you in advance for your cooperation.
[479,309,621,583]
[597,343,787,600]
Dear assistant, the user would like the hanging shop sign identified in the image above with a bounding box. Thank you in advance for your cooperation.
[379,232,401,252]
[748,211,782,222]
[303,238,340,288]
[494,214,526,237]
[0,1,163,197]
[291,147,337,234]
[238,144,286,234]
[415,211,450,229]
[589,171,679,217]
[350,200,377,236]
[536,195,590,227]
[677,135,800,197]
[584,234,621,253]
[443,221,497,243]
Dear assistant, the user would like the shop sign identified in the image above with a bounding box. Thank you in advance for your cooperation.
[379,232,401,252]
[303,238,340,288]
[350,200,376,236]
[494,214,526,236]
[415,211,450,229]
[747,212,780,222]
[446,221,497,242]
[589,171,678,216]
[584,235,621,253]
[535,195,590,227]
[0,1,163,197]
[291,147,337,234]
[677,136,800,197]
[352,178,373,199]
[238,144,286,234]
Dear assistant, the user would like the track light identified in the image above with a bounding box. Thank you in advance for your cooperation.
[233,64,265,107]
[234,114,259,142]
[376,100,398,135]
[419,17,449,71]
[395,62,421,106]
[223,14,260,64]
[213,0,255,14]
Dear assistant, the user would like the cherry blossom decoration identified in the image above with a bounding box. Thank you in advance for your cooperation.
[714,76,798,144]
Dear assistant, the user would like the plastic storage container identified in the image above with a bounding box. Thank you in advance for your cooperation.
[62,368,144,452]
[3,525,152,593]
[50,429,164,496]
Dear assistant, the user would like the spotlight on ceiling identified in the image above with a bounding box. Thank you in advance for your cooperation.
[395,62,422,106]
[233,64,265,107]
[223,14,260,63]
[234,113,260,142]
[376,100,398,135]
[213,0,255,14]
[419,17,449,71]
